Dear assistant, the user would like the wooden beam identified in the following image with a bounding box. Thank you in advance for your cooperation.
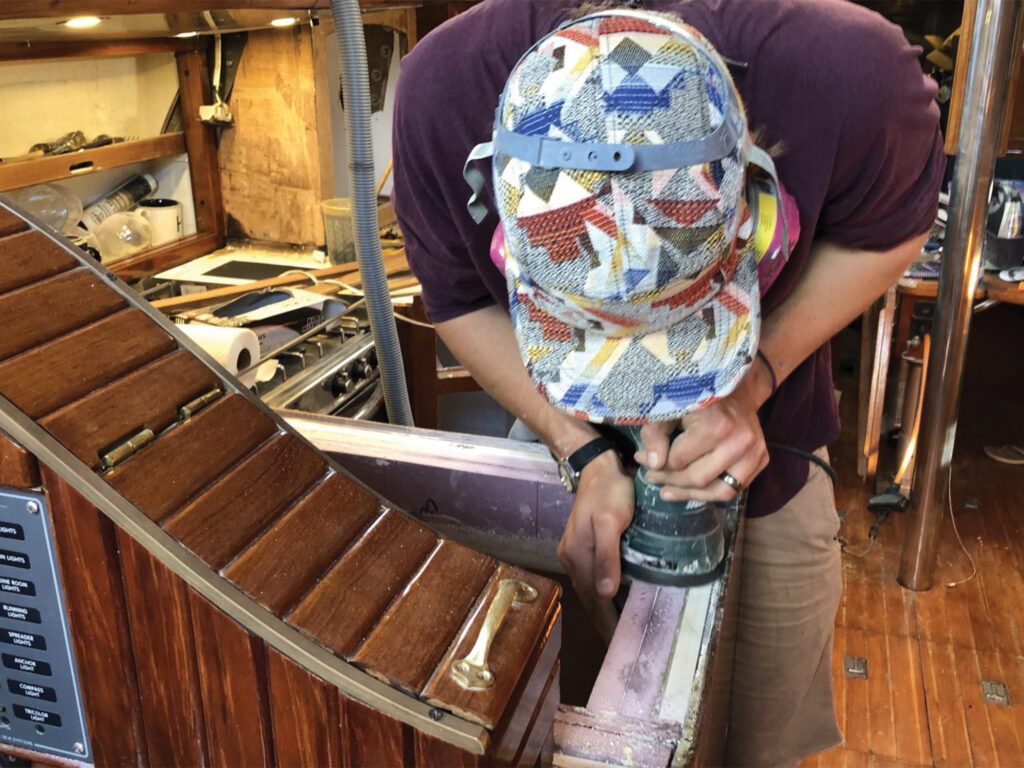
[0,37,198,62]
[0,1,455,22]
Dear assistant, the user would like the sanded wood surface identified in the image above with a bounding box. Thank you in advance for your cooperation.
[287,510,438,657]
[116,531,207,766]
[105,393,278,522]
[0,268,125,362]
[0,207,26,238]
[345,696,410,768]
[267,649,344,768]
[164,432,327,568]
[43,469,147,767]
[423,566,560,730]
[0,309,175,419]
[190,593,274,767]
[39,351,220,468]
[0,432,39,488]
[0,230,74,294]
[222,471,382,614]
[353,540,496,693]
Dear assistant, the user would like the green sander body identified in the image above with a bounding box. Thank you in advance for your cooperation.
[615,426,728,587]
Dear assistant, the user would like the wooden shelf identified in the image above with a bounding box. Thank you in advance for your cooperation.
[0,134,186,192]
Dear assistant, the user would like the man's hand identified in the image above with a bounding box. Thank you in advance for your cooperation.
[556,450,634,641]
[637,361,773,502]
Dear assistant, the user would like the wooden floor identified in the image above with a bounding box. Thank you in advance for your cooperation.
[801,303,1024,768]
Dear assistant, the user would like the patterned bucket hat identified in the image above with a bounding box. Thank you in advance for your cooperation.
[464,10,785,424]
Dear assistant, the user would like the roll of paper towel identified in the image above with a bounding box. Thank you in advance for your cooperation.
[178,324,261,388]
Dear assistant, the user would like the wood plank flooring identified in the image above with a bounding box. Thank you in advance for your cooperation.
[801,303,1024,768]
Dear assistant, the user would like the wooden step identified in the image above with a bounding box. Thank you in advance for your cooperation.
[352,539,496,693]
[0,267,126,362]
[222,472,383,615]
[163,433,328,569]
[0,207,27,239]
[39,351,221,469]
[287,510,439,657]
[0,229,75,294]
[0,308,175,419]
[104,393,278,522]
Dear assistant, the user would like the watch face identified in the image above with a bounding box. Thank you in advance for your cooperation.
[557,460,578,493]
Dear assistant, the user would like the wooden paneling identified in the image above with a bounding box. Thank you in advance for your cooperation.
[0,309,175,419]
[222,472,382,614]
[515,660,560,768]
[189,594,274,767]
[39,351,220,468]
[176,49,225,242]
[116,532,207,766]
[353,540,495,692]
[267,649,344,768]
[0,433,39,488]
[0,207,27,238]
[287,510,438,657]
[0,268,125,363]
[413,729,481,768]
[217,23,330,245]
[0,230,74,294]
[105,393,277,522]
[423,566,560,730]
[42,468,146,767]
[344,696,410,768]
[164,433,326,568]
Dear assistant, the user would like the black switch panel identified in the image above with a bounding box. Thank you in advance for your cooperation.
[0,490,90,762]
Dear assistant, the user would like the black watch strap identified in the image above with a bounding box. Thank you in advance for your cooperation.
[557,435,617,493]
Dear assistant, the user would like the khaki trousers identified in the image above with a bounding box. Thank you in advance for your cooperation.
[723,450,844,767]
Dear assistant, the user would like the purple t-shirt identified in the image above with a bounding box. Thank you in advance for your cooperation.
[392,0,945,517]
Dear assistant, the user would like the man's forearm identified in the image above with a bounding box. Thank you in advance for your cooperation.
[754,233,928,397]
[434,305,600,457]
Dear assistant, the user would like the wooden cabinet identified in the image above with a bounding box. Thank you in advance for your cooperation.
[0,37,225,282]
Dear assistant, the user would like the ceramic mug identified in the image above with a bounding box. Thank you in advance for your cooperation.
[137,198,183,245]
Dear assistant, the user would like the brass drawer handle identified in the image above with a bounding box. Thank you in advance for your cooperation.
[451,578,537,690]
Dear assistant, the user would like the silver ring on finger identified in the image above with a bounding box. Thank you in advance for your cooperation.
[718,470,743,493]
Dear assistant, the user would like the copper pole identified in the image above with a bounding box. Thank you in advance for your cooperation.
[899,0,1021,590]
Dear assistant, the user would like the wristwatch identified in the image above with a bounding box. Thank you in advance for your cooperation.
[556,435,617,494]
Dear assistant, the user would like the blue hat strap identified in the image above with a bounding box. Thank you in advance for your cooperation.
[464,140,495,224]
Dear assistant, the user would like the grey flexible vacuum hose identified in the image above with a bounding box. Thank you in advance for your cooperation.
[329,0,413,426]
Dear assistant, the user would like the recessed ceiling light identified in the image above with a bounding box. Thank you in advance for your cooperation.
[175,31,199,38]
[64,16,102,29]
[271,17,297,28]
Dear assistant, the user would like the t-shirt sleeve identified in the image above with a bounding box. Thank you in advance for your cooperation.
[817,19,946,250]
[391,44,499,325]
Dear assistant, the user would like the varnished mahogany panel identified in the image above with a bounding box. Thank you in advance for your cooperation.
[164,433,327,568]
[189,593,274,767]
[222,472,382,615]
[0,208,27,238]
[42,468,147,767]
[105,393,278,522]
[0,433,39,488]
[413,729,481,768]
[0,230,75,295]
[490,613,562,766]
[267,649,344,768]
[422,566,560,730]
[0,309,175,419]
[344,696,410,768]
[516,662,560,768]
[287,510,438,657]
[115,531,207,766]
[353,540,496,693]
[40,351,220,468]
[0,268,125,363]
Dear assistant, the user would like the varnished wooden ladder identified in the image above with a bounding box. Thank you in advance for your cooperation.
[0,201,560,767]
